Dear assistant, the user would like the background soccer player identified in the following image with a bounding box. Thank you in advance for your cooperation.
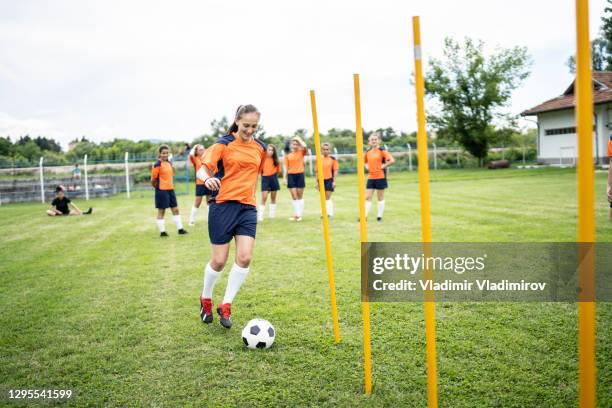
[46,185,92,216]
[283,135,307,221]
[364,132,395,221]
[259,144,281,221]
[315,142,339,219]
[196,104,267,329]
[188,144,211,226]
[151,145,188,237]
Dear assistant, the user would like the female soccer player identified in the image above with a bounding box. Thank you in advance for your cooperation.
[259,144,281,221]
[188,144,211,226]
[283,135,307,221]
[151,145,188,237]
[364,132,395,221]
[196,104,267,329]
[315,142,339,219]
[46,185,92,216]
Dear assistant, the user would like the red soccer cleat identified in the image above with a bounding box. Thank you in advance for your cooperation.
[200,297,213,324]
[217,303,232,329]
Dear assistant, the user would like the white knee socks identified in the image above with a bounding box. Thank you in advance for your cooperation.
[269,203,277,218]
[258,205,265,221]
[326,200,334,216]
[156,218,166,233]
[222,263,250,304]
[202,262,222,299]
[173,214,184,230]
[189,206,199,224]
[377,200,385,218]
[365,201,372,217]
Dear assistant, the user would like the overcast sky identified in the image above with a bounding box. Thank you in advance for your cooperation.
[0,0,608,148]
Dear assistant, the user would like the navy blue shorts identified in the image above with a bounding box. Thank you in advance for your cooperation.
[261,175,280,192]
[208,201,257,244]
[287,173,305,189]
[324,178,335,192]
[366,178,388,190]
[155,189,178,209]
[196,184,212,197]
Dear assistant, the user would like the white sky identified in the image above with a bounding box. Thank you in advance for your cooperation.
[0,0,608,148]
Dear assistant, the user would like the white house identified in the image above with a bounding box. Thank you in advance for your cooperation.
[522,71,612,164]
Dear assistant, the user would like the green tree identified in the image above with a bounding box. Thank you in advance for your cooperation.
[210,116,229,138]
[0,136,12,156]
[567,1,612,72]
[425,37,531,163]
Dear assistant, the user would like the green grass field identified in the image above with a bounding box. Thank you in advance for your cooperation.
[1,168,610,407]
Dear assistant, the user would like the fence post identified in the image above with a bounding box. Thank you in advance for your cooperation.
[84,154,89,201]
[125,151,131,199]
[39,156,44,203]
[407,144,413,171]
[308,148,313,176]
[432,143,437,170]
[333,147,338,157]
[501,144,505,160]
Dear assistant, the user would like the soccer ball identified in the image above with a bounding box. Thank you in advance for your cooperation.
[242,318,275,349]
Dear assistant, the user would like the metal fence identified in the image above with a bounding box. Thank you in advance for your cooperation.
[0,153,190,205]
[0,145,539,205]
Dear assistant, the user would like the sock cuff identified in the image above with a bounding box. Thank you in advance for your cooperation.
[231,263,250,274]
[206,262,222,275]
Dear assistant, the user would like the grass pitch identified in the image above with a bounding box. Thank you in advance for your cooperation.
[0,168,610,407]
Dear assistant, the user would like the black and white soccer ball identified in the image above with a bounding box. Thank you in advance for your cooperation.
[242,318,275,349]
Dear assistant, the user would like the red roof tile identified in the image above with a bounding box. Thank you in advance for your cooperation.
[521,71,612,116]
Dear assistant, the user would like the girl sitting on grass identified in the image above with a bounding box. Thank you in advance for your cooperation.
[46,185,92,216]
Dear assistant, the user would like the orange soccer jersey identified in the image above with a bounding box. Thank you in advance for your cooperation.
[189,154,207,185]
[608,136,612,158]
[321,155,339,179]
[261,156,281,177]
[364,148,393,180]
[284,149,306,174]
[151,160,174,190]
[202,134,266,206]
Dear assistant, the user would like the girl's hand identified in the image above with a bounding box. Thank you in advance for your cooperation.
[205,177,221,191]
[332,180,336,189]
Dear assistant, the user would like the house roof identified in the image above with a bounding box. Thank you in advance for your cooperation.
[521,71,612,116]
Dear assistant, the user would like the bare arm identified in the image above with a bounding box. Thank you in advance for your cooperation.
[381,153,395,169]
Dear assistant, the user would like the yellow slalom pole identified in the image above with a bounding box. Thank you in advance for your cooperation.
[575,0,597,406]
[412,16,438,408]
[354,74,372,394]
[310,90,341,344]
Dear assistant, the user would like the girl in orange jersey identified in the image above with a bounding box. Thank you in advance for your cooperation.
[283,135,307,221]
[151,145,188,237]
[259,144,281,221]
[364,132,395,221]
[315,142,339,219]
[196,105,267,329]
[188,144,212,226]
